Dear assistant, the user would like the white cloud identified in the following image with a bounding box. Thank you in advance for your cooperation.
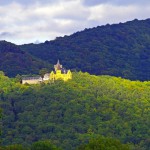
[82,0,150,6]
[0,0,150,44]
[87,4,150,27]
[0,0,91,44]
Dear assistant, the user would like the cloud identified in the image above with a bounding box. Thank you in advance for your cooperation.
[0,0,76,6]
[0,32,14,37]
[0,0,57,6]
[82,0,150,6]
[87,4,150,26]
[0,0,91,44]
[0,0,149,44]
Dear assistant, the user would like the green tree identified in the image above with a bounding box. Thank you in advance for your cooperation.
[15,74,22,83]
[39,68,48,79]
[77,137,131,150]
[31,140,60,150]
[0,71,5,76]
[4,144,28,150]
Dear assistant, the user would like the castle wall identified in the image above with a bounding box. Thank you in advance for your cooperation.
[22,79,42,84]
[49,70,72,81]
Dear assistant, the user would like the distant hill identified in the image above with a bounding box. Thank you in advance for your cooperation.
[0,41,52,77]
[20,19,150,81]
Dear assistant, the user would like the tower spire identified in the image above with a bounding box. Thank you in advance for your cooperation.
[57,59,60,65]
[54,59,62,71]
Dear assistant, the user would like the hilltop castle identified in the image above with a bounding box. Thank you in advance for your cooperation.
[50,60,72,81]
[22,60,72,84]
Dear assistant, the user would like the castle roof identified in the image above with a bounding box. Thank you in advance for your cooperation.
[22,76,42,80]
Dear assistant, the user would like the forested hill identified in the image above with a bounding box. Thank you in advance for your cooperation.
[0,41,52,77]
[20,19,150,81]
[0,72,150,150]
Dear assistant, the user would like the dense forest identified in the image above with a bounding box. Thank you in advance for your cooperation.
[20,19,150,81]
[0,71,149,150]
[0,41,52,77]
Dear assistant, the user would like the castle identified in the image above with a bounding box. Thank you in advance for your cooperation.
[22,60,72,84]
[50,60,72,81]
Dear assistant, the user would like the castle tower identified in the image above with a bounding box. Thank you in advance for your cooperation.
[54,60,62,71]
[50,71,55,81]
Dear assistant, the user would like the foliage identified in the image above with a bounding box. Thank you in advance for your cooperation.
[0,72,150,150]
[77,136,130,150]
[31,140,60,150]
[0,140,60,150]
[39,68,48,79]
[20,19,150,81]
[2,144,28,150]
[15,74,22,83]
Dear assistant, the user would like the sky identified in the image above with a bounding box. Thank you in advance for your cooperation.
[0,0,150,45]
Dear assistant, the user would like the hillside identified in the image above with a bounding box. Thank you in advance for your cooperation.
[0,41,52,77]
[20,19,150,81]
[0,72,150,150]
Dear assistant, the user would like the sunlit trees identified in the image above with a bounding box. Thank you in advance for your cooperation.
[0,72,150,150]
[31,140,60,150]
[77,137,130,150]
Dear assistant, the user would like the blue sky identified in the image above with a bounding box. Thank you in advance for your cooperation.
[0,0,150,44]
